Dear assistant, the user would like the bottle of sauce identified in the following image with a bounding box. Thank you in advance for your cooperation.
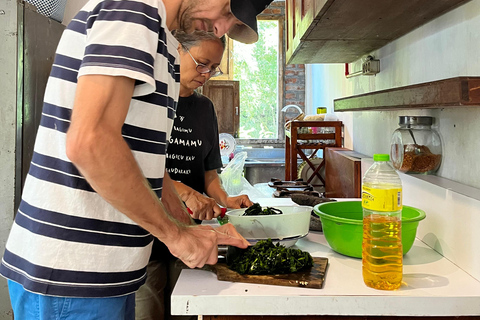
[362,154,403,290]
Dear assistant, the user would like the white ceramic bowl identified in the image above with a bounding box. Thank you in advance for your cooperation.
[226,205,312,246]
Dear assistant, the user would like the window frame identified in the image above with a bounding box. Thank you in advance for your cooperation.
[234,15,286,147]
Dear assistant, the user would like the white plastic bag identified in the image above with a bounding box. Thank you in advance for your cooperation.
[220,152,265,199]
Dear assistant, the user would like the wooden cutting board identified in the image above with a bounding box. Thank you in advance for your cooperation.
[204,257,328,289]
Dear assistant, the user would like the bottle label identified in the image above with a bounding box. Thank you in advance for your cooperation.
[362,186,402,211]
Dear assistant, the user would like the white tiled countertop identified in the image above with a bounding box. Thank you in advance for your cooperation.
[171,199,480,317]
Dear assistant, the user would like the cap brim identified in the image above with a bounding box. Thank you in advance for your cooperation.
[228,0,258,44]
[227,25,258,44]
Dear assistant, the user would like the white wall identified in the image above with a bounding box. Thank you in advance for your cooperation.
[62,0,87,25]
[306,0,480,190]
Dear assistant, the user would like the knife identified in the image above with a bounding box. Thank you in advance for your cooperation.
[175,245,249,270]
[187,207,228,225]
[218,244,249,265]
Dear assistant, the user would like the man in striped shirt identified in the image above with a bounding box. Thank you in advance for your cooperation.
[1,0,273,319]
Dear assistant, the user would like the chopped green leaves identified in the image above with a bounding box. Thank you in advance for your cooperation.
[243,203,283,216]
[227,239,314,275]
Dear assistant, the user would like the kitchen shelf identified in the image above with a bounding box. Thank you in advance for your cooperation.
[287,0,472,64]
[334,77,480,112]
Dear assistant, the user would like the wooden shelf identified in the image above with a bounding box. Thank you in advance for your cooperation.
[287,0,472,64]
[334,77,480,112]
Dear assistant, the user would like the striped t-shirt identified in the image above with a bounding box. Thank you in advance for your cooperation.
[0,0,180,297]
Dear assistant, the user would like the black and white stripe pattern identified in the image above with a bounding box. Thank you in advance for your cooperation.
[1,0,180,297]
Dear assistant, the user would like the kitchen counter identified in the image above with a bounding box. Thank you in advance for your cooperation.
[171,200,480,318]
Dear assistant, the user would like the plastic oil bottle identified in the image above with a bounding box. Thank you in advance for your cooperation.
[362,154,403,290]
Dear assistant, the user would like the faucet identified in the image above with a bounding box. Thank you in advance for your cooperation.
[281,104,303,114]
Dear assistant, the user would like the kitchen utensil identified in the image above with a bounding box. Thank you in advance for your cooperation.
[187,207,227,225]
[178,256,328,289]
[267,180,311,189]
[290,194,335,207]
[273,189,320,198]
[226,205,312,246]
[290,195,336,232]
[313,201,426,258]
[408,128,418,145]
[245,234,307,248]
[217,245,248,265]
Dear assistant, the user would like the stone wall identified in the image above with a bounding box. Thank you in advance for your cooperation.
[284,64,305,108]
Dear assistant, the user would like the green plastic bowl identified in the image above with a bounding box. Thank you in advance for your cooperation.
[313,201,426,258]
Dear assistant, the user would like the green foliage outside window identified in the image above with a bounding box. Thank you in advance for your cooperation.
[233,21,279,139]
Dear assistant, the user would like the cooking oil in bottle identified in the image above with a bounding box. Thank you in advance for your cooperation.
[362,154,403,290]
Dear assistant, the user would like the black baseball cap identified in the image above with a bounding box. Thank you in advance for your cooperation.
[228,0,274,44]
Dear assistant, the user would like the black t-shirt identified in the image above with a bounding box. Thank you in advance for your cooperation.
[166,91,222,193]
[151,91,223,261]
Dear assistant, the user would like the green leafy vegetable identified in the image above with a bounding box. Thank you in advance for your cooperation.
[227,239,314,275]
[243,203,283,216]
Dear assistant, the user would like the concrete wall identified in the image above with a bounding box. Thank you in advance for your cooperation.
[0,0,17,318]
[306,0,480,190]
[62,0,85,25]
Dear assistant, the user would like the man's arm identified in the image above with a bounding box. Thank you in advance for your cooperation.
[66,75,248,267]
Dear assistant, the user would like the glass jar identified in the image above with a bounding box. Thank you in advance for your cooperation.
[390,116,442,174]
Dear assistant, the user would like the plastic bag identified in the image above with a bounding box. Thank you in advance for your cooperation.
[219,152,265,199]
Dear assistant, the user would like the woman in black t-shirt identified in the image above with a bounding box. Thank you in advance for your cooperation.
[136,30,253,320]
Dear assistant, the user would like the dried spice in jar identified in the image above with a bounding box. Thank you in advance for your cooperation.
[390,116,442,174]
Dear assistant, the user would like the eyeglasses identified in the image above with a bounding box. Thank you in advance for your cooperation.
[184,47,223,78]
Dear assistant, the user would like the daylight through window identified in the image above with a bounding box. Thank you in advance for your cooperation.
[233,20,279,139]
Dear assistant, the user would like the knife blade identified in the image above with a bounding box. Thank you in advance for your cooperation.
[175,245,249,270]
[218,245,249,265]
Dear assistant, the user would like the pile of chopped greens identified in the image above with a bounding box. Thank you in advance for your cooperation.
[243,203,283,216]
[227,239,314,275]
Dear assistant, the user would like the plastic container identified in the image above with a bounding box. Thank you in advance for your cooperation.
[226,205,312,247]
[390,116,442,174]
[362,154,403,290]
[313,201,425,258]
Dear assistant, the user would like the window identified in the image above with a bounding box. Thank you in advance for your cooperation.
[232,17,285,145]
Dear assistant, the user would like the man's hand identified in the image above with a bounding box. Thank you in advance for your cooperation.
[166,223,249,268]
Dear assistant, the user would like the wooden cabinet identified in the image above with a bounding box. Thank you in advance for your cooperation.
[202,80,240,137]
[286,0,471,64]
[324,147,365,198]
[286,0,327,65]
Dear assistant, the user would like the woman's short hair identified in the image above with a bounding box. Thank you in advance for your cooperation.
[174,30,226,52]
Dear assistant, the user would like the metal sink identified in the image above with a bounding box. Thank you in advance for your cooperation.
[239,148,286,185]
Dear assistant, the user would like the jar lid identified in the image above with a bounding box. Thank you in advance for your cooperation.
[373,154,390,161]
[399,116,433,126]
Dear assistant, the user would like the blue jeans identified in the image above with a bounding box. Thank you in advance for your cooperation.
[8,280,135,320]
